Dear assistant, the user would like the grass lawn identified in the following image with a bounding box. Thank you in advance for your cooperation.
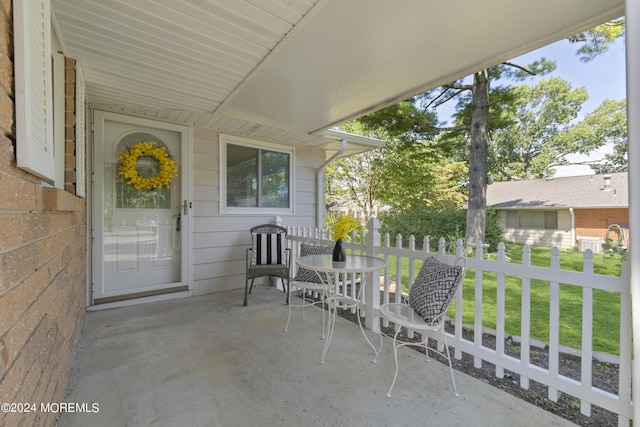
[385,244,625,355]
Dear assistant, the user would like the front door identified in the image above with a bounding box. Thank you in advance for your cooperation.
[92,111,190,304]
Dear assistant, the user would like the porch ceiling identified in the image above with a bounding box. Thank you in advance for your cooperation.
[51,0,624,153]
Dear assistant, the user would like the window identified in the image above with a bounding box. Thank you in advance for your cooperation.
[220,135,294,214]
[519,211,544,228]
[506,210,558,229]
[506,211,518,228]
[544,211,558,229]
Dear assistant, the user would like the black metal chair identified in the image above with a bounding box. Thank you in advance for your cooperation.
[244,224,291,306]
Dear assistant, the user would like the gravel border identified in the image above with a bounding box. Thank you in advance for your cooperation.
[334,304,621,426]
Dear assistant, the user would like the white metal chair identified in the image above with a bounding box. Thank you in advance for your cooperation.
[373,244,466,397]
[244,224,291,306]
[284,242,333,338]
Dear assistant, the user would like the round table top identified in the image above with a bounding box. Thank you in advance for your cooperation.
[296,253,386,273]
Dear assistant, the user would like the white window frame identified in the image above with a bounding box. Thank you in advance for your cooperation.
[219,134,295,215]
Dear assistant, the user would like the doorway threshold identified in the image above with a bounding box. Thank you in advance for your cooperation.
[89,287,192,311]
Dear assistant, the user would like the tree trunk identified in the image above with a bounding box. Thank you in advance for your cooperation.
[465,70,490,248]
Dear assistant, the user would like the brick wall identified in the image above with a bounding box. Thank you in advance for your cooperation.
[0,2,86,427]
[574,208,629,242]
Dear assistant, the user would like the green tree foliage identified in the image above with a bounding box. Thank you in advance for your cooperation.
[569,18,625,62]
[419,60,555,246]
[377,140,467,212]
[355,100,439,143]
[325,122,386,221]
[335,19,626,247]
[326,150,384,221]
[567,18,627,174]
[584,100,629,173]
[327,121,467,220]
[353,59,555,246]
[490,77,589,179]
[425,59,557,134]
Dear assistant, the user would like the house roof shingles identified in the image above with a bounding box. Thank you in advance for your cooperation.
[486,172,628,209]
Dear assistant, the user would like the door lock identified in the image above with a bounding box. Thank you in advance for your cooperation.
[183,200,190,215]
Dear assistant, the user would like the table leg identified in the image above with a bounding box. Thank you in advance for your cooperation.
[320,272,380,364]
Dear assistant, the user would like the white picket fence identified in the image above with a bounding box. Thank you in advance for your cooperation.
[285,219,633,426]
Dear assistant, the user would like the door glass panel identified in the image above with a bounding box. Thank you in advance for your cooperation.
[102,132,181,292]
[115,143,172,209]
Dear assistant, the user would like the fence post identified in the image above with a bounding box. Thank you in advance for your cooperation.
[365,218,381,332]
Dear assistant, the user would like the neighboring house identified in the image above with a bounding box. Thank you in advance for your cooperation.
[487,173,628,251]
[1,0,634,426]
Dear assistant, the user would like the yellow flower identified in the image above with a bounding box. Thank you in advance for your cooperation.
[118,141,178,190]
[331,215,359,241]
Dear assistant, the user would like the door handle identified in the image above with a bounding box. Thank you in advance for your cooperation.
[183,200,189,215]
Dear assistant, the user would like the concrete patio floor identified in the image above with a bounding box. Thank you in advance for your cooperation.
[57,286,576,427]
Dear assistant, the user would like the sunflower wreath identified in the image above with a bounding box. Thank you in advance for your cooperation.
[118,141,178,190]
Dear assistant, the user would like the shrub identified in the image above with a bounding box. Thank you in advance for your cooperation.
[379,208,503,252]
[484,210,503,252]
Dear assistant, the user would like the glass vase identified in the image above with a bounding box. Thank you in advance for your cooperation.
[332,239,346,262]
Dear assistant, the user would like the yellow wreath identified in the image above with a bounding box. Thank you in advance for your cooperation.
[118,141,178,190]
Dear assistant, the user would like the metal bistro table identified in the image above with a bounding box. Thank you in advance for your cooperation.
[295,253,386,364]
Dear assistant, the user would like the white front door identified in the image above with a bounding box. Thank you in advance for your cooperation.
[92,111,191,304]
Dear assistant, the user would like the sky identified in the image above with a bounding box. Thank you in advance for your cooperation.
[439,35,627,178]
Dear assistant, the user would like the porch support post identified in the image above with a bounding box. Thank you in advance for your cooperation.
[626,0,640,423]
[364,218,381,332]
[316,139,348,229]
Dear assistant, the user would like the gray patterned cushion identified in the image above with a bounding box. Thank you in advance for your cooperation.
[409,256,463,324]
[293,243,333,283]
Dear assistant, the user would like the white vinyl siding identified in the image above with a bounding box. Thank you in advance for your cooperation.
[192,128,322,295]
[14,0,55,182]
